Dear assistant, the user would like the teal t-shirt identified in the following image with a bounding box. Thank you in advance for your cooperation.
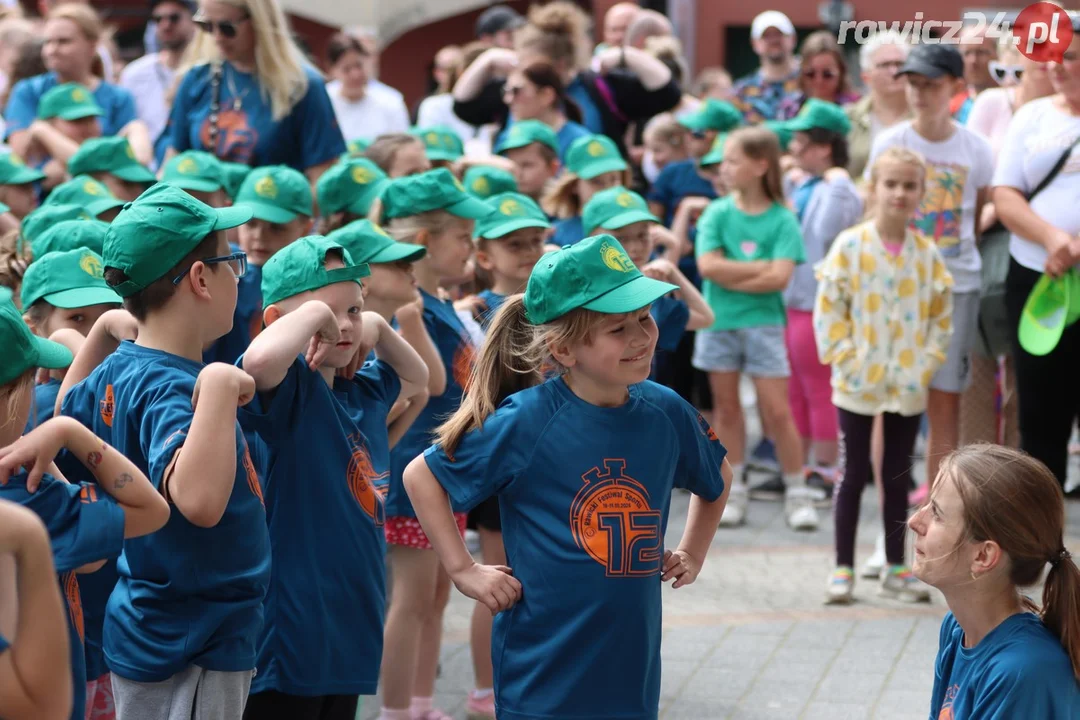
[695,196,806,331]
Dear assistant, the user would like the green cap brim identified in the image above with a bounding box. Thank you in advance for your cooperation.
[112,165,158,184]
[368,242,427,264]
[31,335,73,370]
[44,287,123,309]
[579,158,628,180]
[446,196,495,220]
[0,201,9,215]
[599,210,658,230]
[426,150,462,161]
[88,197,126,217]
[678,114,709,132]
[213,204,254,230]
[583,275,678,315]
[783,118,813,133]
[3,167,46,184]
[236,200,298,225]
[478,217,551,239]
[169,177,223,193]
[58,108,104,120]
[1018,274,1068,356]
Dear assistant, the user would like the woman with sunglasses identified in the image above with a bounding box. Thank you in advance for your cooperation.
[495,61,590,162]
[775,31,860,121]
[167,0,344,184]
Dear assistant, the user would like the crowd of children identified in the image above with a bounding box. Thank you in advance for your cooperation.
[0,29,1078,720]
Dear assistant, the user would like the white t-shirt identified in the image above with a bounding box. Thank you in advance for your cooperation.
[328,83,410,142]
[119,53,175,145]
[993,96,1080,273]
[865,121,994,293]
[416,93,495,156]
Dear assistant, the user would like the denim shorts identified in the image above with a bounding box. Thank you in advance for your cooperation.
[692,326,790,378]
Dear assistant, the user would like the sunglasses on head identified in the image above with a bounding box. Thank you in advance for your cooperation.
[988,60,1023,85]
[152,12,183,24]
[803,68,838,80]
[193,13,250,39]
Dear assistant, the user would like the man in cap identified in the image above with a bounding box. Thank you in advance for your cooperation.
[732,10,801,124]
[475,4,525,49]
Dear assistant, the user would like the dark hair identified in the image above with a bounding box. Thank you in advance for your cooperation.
[327,32,366,67]
[517,61,583,124]
[804,127,850,171]
[103,233,219,321]
[315,211,360,235]
[798,30,853,97]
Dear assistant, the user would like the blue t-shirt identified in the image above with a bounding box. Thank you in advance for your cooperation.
[3,73,137,139]
[477,289,507,329]
[0,472,126,720]
[566,75,603,135]
[551,216,584,248]
[387,289,476,518]
[650,294,690,354]
[930,611,1079,719]
[423,378,727,720]
[645,159,716,228]
[238,356,387,695]
[334,358,401,495]
[792,176,822,221]
[25,378,61,432]
[169,63,345,171]
[204,263,263,365]
[60,341,270,682]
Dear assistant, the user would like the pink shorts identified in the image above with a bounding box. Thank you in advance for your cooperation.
[86,673,115,720]
[385,513,467,549]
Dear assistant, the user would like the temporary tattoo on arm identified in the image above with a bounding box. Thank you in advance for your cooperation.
[114,473,132,490]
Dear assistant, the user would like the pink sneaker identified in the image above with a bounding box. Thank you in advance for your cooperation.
[466,691,496,720]
[908,483,929,508]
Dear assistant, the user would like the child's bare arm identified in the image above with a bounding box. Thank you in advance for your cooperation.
[363,312,429,401]
[243,301,339,391]
[396,300,447,397]
[724,259,796,293]
[697,250,770,286]
[54,310,138,417]
[663,458,733,588]
[643,259,714,331]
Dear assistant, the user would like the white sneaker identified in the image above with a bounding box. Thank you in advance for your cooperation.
[861,531,886,579]
[879,565,932,603]
[718,484,749,527]
[785,486,822,531]
[825,566,855,605]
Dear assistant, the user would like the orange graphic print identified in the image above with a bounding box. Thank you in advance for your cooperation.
[451,339,476,392]
[240,438,264,506]
[697,413,719,442]
[346,435,386,526]
[570,459,663,577]
[63,571,85,641]
[79,484,99,504]
[99,384,114,427]
[938,684,959,720]
[198,108,258,164]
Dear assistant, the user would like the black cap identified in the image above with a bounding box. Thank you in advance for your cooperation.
[476,5,526,38]
[149,0,197,13]
[896,44,964,79]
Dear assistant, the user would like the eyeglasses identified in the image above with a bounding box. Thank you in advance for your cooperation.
[193,14,250,39]
[803,69,838,80]
[171,252,248,285]
[152,12,184,25]
[989,61,1023,84]
[502,84,527,98]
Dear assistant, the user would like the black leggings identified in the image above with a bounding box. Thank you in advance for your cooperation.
[243,691,358,720]
[834,409,922,568]
[1005,258,1080,489]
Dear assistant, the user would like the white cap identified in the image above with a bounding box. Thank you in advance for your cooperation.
[751,10,795,40]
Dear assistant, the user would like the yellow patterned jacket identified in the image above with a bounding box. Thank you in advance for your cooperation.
[813,221,954,417]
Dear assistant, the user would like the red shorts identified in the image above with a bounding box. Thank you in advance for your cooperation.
[385,513,467,549]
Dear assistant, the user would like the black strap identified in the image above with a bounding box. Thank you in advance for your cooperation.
[1027,132,1080,202]
[207,61,223,158]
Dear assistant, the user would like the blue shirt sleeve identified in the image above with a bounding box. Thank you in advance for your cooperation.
[106,84,138,133]
[292,69,347,170]
[651,295,690,352]
[140,381,197,489]
[645,163,675,209]
[18,475,126,573]
[236,355,310,445]
[354,359,401,408]
[168,69,197,154]
[3,77,41,137]
[667,393,727,499]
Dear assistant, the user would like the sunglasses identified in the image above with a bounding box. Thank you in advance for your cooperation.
[172,252,248,285]
[502,84,527,98]
[152,12,184,24]
[803,69,838,80]
[193,13,250,39]
[989,61,1024,85]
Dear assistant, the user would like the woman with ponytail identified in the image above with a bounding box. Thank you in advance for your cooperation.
[909,444,1080,717]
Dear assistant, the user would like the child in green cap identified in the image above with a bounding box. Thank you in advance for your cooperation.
[410,125,465,170]
[45,175,126,222]
[366,133,432,178]
[54,182,271,719]
[545,134,630,247]
[0,295,169,720]
[67,136,156,202]
[220,162,252,202]
[401,233,732,720]
[0,151,46,220]
[25,83,104,183]
[237,235,428,718]
[161,151,228,206]
[315,158,389,234]
[232,165,314,268]
[463,165,518,200]
[495,119,562,203]
[372,167,491,720]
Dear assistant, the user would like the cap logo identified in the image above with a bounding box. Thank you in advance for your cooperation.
[83,180,103,196]
[177,157,198,174]
[125,144,136,160]
[499,198,524,216]
[615,191,635,208]
[255,175,278,198]
[80,252,103,278]
[452,176,465,192]
[351,165,375,184]
[600,241,635,273]
[426,132,439,145]
[510,126,526,140]
[71,88,88,103]
[372,223,390,237]
[8,154,24,166]
[472,177,489,194]
[587,141,605,157]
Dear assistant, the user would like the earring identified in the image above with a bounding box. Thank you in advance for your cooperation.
[970,571,978,582]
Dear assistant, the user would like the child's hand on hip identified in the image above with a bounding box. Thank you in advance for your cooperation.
[451,562,523,615]
[662,549,702,589]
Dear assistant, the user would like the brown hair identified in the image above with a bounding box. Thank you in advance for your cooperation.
[726,127,784,203]
[316,211,361,235]
[516,1,591,73]
[326,32,366,67]
[517,61,583,124]
[643,113,686,149]
[364,133,425,175]
[1,369,34,433]
[941,444,1080,681]
[541,169,634,219]
[103,233,220,321]
[0,228,30,302]
[798,30,853,97]
[48,3,106,78]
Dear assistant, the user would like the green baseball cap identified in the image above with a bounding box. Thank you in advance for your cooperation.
[565,135,627,180]
[20,204,94,245]
[763,121,792,152]
[0,297,72,384]
[220,162,251,200]
[327,219,426,265]
[31,219,109,259]
[162,151,224,193]
[783,98,852,136]
[474,192,551,240]
[1018,271,1080,356]
[582,186,658,233]
[346,138,371,156]
[234,165,313,224]
[20,248,121,310]
[0,200,8,215]
[678,99,742,133]
[103,183,253,298]
[495,120,560,155]
[0,152,45,185]
[37,83,104,121]
[464,166,518,199]
[316,158,388,216]
[261,234,371,307]
[45,175,125,218]
[410,125,465,161]
[524,234,678,325]
[699,133,728,167]
[381,168,493,221]
[67,137,157,184]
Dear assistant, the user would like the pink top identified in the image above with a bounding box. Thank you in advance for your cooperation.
[966,87,1015,165]
[883,241,904,257]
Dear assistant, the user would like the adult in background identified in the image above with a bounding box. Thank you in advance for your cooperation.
[845,30,910,180]
[952,23,997,123]
[36,0,117,83]
[417,42,496,156]
[775,30,859,120]
[995,22,1080,494]
[326,32,409,143]
[453,1,680,158]
[623,9,672,51]
[120,0,196,148]
[732,10,800,124]
[327,29,410,130]
[597,1,639,53]
[692,67,733,101]
[4,3,150,163]
[475,4,524,50]
[168,0,344,180]
[496,60,590,160]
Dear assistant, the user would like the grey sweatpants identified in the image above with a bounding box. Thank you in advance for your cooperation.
[111,666,252,720]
